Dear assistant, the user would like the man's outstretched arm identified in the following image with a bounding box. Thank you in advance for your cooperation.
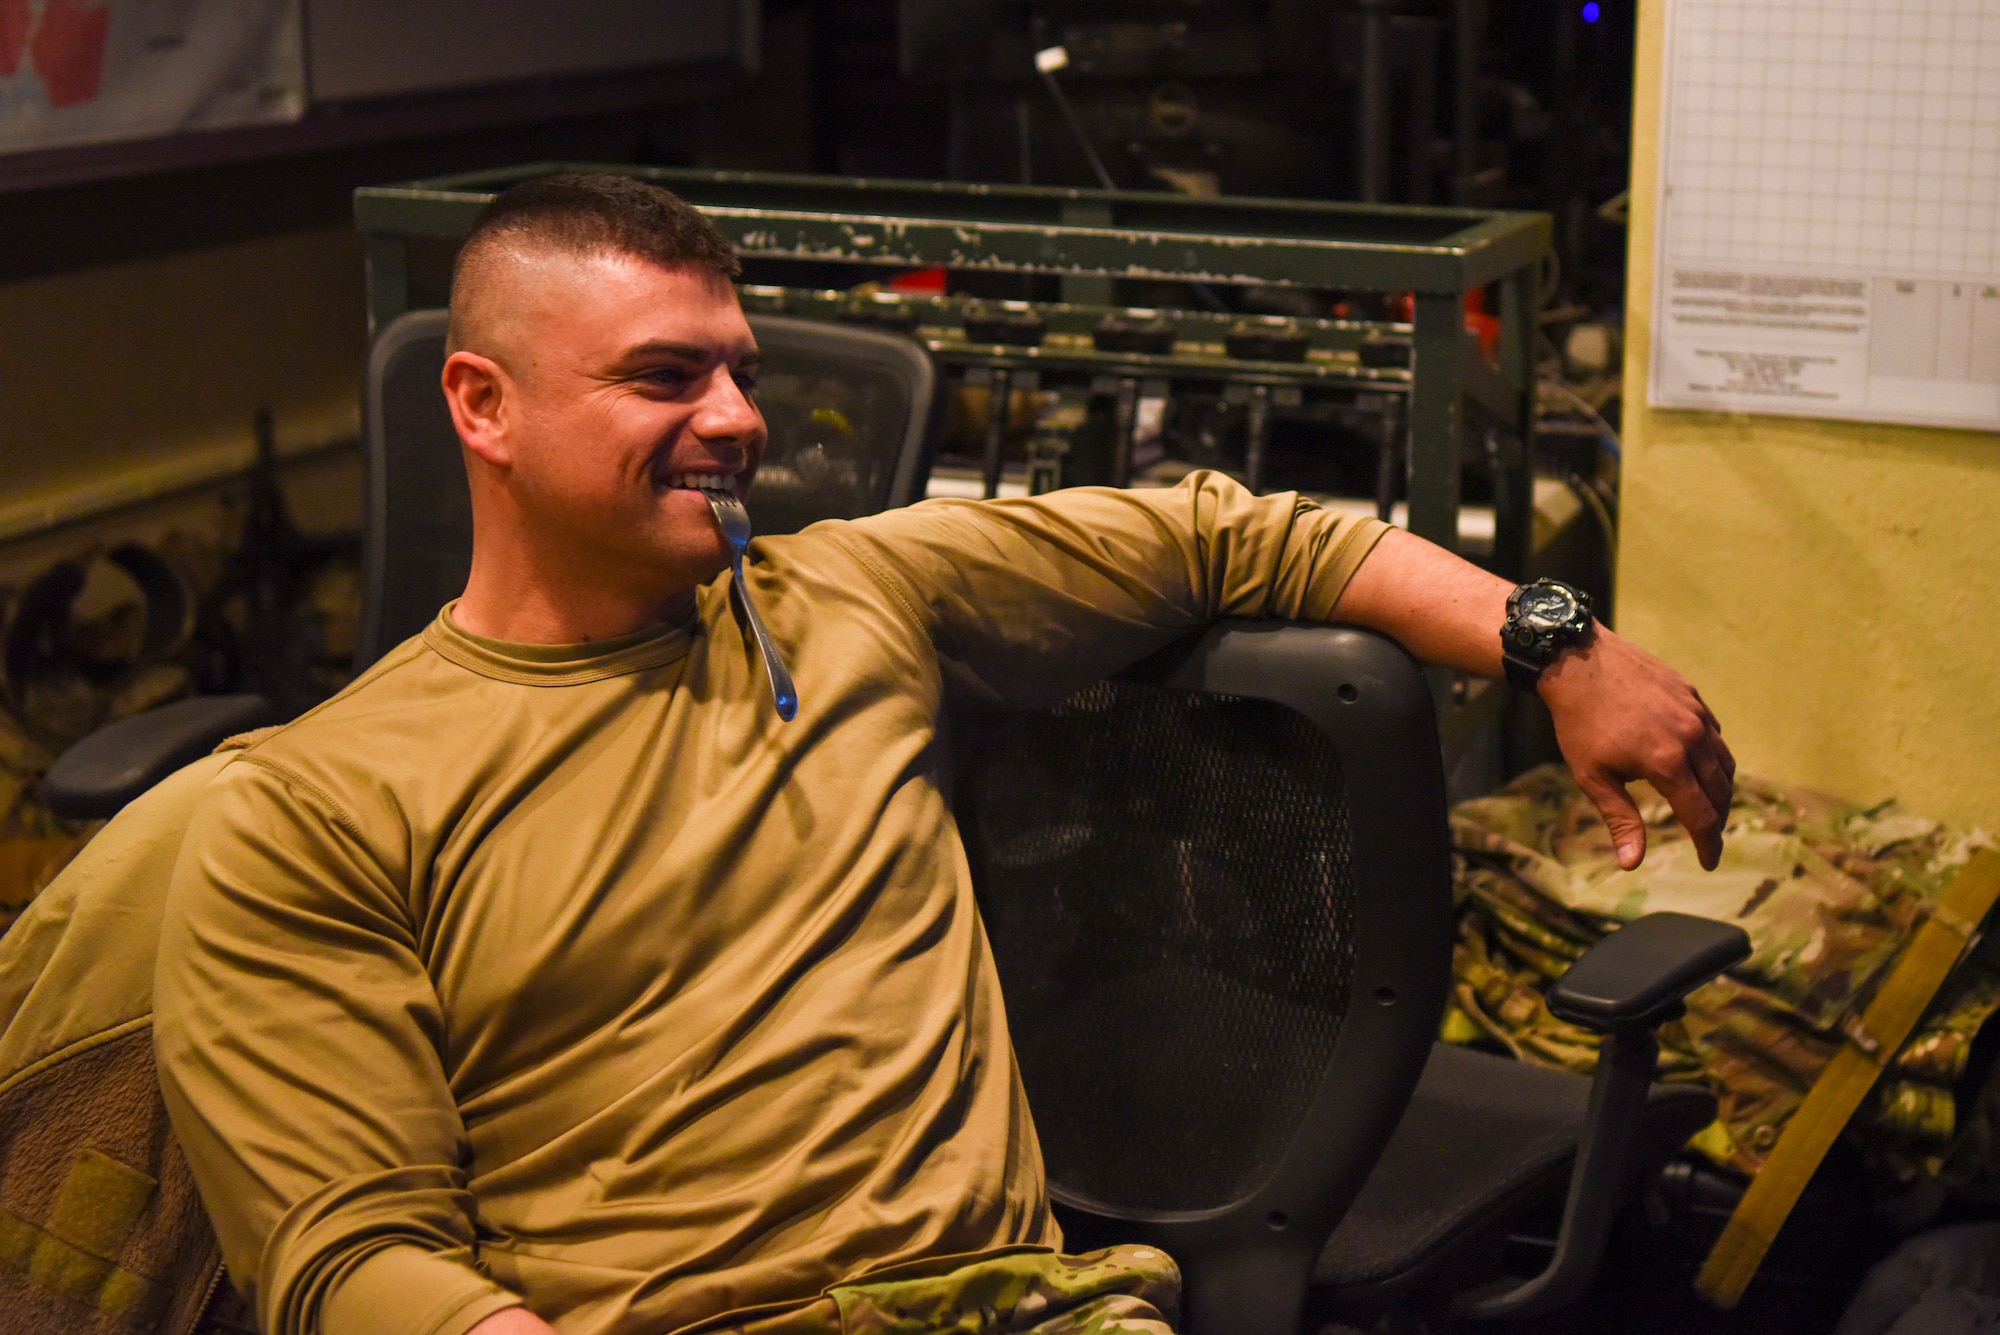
[844,473,1731,868]
[1333,527,1735,871]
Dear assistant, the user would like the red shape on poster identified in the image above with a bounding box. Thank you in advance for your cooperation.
[31,0,110,108]
[0,0,31,77]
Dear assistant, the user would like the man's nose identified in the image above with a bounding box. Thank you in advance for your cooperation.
[694,368,764,442]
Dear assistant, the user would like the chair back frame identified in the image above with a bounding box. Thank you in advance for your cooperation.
[357,308,464,672]
[959,620,1453,1335]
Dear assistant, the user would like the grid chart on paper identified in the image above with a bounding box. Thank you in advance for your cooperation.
[1663,0,2000,279]
[1655,0,2000,421]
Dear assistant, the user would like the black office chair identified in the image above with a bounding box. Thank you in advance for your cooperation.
[954,621,1748,1335]
[43,309,939,818]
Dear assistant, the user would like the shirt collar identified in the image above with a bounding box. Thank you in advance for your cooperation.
[424,599,700,685]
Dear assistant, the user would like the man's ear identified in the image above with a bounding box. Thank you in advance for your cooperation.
[442,351,513,468]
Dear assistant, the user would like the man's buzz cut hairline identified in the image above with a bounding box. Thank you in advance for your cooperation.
[448,172,742,353]
[456,172,741,276]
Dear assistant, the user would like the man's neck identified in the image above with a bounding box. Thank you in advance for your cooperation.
[454,555,698,645]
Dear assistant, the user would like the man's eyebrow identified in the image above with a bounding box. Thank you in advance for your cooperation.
[613,340,761,367]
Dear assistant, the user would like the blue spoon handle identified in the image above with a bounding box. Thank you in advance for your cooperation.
[732,556,798,722]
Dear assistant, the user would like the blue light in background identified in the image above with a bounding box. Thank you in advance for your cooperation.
[1582,1,1601,20]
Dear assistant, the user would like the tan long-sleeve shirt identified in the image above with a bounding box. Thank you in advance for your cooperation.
[153,475,1388,1335]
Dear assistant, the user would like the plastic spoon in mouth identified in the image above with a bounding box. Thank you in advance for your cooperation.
[701,487,798,721]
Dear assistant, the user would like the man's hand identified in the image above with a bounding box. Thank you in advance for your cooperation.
[1539,625,1735,871]
[1332,528,1734,869]
[469,1308,560,1335]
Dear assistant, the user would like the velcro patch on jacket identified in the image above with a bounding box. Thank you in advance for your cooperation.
[0,1148,167,1325]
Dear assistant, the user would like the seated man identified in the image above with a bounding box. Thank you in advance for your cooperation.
[153,174,1733,1335]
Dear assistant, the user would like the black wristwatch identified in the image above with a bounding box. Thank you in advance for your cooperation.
[1501,579,1595,692]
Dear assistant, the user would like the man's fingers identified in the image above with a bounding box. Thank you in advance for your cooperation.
[1690,742,1734,833]
[1576,770,1648,871]
[1654,766,1725,871]
[1684,686,1733,779]
[1711,725,1738,781]
[1691,685,1720,728]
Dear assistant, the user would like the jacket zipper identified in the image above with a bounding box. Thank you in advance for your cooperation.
[178,1255,229,1335]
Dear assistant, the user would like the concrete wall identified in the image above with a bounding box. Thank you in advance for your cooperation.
[0,225,367,555]
[1620,0,2000,831]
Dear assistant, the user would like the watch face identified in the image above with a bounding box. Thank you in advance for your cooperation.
[1518,585,1577,631]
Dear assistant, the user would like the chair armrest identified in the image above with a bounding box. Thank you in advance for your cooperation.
[42,695,278,821]
[1547,911,1752,1032]
[1453,913,1748,1322]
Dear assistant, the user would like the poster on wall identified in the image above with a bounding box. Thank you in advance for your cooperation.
[1650,0,2000,432]
[0,0,304,156]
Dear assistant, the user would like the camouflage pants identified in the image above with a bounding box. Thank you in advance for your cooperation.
[712,1245,1182,1335]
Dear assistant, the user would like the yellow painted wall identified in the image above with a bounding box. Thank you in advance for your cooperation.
[0,226,367,545]
[1620,0,2000,831]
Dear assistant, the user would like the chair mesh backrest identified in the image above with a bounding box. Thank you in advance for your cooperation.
[747,319,932,535]
[364,314,474,671]
[962,679,1357,1214]
[358,310,934,670]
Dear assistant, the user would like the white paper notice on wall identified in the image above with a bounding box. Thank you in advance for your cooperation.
[0,0,303,156]
[1651,0,2000,431]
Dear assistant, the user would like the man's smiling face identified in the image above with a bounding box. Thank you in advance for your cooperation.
[459,248,767,597]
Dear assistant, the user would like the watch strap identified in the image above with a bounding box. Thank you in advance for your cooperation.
[1502,649,1544,693]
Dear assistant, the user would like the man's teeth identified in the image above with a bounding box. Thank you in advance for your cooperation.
[666,473,734,491]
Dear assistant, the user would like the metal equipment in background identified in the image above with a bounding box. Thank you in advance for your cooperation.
[865,0,1635,318]
[899,0,1445,205]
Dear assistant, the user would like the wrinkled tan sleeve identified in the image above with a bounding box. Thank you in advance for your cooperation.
[832,471,1390,707]
[154,758,523,1335]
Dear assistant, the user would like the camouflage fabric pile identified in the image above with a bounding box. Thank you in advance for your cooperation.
[1444,764,2000,1217]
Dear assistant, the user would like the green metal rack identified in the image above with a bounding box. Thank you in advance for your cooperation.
[353,164,1551,572]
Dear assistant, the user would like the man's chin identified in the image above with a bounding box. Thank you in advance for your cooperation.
[602,533,732,597]
[675,537,737,588]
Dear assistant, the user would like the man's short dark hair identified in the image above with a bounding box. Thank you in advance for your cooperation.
[459,172,740,282]
[448,173,741,352]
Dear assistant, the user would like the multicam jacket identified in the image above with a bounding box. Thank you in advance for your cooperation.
[1444,763,2000,1220]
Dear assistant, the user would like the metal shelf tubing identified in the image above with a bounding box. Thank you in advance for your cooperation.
[738,287,1417,389]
